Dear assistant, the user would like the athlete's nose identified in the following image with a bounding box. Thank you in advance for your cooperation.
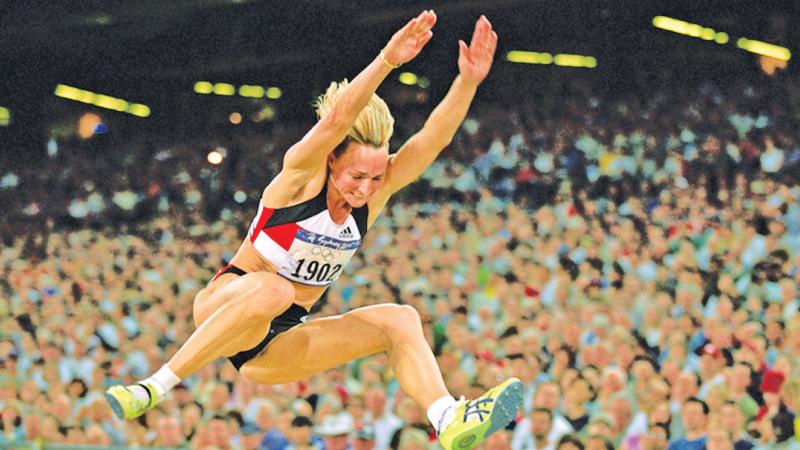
[356,179,371,196]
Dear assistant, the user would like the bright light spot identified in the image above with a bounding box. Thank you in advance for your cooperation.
[505,51,553,64]
[79,113,102,139]
[47,139,58,157]
[266,87,282,99]
[553,54,597,68]
[207,150,224,165]
[254,105,276,122]
[737,37,791,61]
[90,15,113,25]
[685,24,702,38]
[554,54,583,67]
[0,106,8,126]
[128,104,151,117]
[653,15,737,50]
[94,94,128,112]
[194,81,213,94]
[56,84,149,117]
[399,72,417,85]
[239,85,265,98]
[213,83,235,96]
[700,28,715,41]
[234,191,247,203]
[77,89,95,104]
[652,16,688,34]
[229,112,242,124]
[417,77,430,88]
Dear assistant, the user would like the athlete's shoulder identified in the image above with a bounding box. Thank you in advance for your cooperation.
[261,170,327,210]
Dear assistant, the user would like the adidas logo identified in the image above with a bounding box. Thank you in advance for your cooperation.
[339,226,354,239]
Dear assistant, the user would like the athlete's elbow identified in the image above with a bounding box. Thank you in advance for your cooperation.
[319,107,351,134]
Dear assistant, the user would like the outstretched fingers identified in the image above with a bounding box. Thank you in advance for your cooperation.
[469,15,496,55]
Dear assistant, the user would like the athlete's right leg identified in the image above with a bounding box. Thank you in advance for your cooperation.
[105,271,295,419]
[167,271,295,377]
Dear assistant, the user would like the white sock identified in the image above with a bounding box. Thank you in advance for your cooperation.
[135,364,182,400]
[427,395,457,434]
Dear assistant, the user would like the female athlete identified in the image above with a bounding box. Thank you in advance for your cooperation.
[106,11,522,449]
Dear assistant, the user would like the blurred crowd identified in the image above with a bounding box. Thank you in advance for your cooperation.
[2,76,800,449]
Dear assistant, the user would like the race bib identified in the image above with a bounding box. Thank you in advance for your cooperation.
[279,228,360,286]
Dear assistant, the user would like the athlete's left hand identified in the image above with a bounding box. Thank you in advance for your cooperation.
[458,15,498,86]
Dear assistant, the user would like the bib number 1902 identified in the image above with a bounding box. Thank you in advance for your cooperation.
[289,259,342,283]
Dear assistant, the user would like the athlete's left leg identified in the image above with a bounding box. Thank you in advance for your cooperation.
[240,303,523,450]
[240,303,447,409]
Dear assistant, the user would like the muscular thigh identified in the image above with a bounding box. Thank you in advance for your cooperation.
[191,274,240,328]
[239,304,399,384]
[191,271,291,328]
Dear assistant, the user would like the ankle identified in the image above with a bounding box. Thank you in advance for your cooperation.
[141,364,182,397]
[427,395,457,434]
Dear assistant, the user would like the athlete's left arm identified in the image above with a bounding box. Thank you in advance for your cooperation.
[383,15,498,195]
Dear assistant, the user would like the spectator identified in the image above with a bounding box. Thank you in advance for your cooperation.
[556,433,585,450]
[316,413,354,450]
[364,387,402,450]
[153,415,185,448]
[719,401,755,450]
[512,407,558,450]
[668,397,709,450]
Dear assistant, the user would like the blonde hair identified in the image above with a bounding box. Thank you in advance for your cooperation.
[315,79,394,149]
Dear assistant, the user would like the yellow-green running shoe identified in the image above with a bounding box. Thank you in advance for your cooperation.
[437,377,524,450]
[104,383,161,420]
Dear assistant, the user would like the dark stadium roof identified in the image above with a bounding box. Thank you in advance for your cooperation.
[3,0,796,86]
[0,1,796,158]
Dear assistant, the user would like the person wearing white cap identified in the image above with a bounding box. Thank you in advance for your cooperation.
[316,413,355,450]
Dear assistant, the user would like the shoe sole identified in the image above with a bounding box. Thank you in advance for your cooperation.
[104,391,126,420]
[452,379,524,450]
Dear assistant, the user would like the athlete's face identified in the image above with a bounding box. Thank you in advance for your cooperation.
[329,142,389,207]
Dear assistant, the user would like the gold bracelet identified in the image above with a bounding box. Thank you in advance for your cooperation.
[380,49,401,69]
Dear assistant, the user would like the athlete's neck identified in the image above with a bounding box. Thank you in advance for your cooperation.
[326,177,353,223]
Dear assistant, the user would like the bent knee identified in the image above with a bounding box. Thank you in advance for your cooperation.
[365,304,423,338]
[235,273,296,319]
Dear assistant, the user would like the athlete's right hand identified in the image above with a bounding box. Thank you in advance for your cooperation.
[382,10,436,67]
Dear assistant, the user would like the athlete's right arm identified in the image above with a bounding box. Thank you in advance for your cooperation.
[279,10,437,180]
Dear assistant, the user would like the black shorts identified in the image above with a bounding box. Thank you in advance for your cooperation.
[214,265,309,371]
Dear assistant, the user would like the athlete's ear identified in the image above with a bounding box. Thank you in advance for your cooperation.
[328,153,336,170]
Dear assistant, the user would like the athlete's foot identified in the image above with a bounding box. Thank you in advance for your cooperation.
[104,382,161,420]
[437,377,524,450]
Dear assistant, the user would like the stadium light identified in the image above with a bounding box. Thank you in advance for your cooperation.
[194,81,213,94]
[266,87,282,99]
[554,54,597,68]
[128,104,151,118]
[506,51,553,65]
[238,85,265,98]
[737,38,791,61]
[399,72,418,85]
[213,83,235,96]
[652,16,728,46]
[94,94,129,112]
[54,84,151,118]
[0,106,9,126]
[507,51,595,68]
[207,150,224,165]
